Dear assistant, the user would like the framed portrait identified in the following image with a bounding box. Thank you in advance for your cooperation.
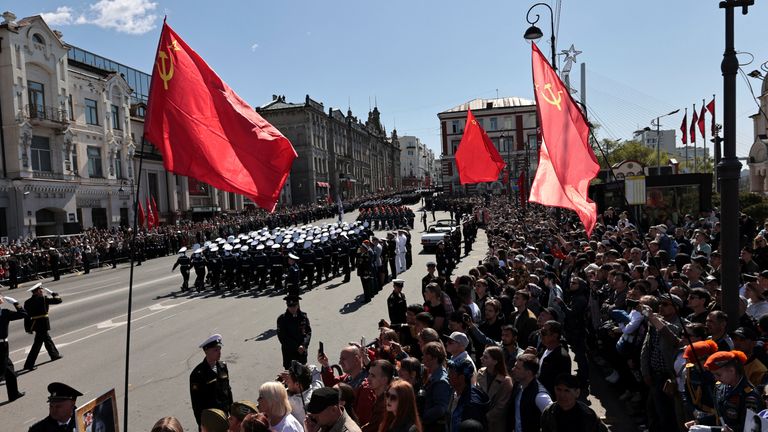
[75,388,119,432]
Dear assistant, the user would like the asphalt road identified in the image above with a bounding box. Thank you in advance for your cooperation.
[0,205,634,431]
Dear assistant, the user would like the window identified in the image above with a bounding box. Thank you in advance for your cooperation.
[28,81,45,119]
[31,136,52,172]
[452,120,459,134]
[115,150,123,179]
[32,33,45,44]
[111,105,121,129]
[87,146,103,178]
[489,117,498,131]
[85,98,99,125]
[68,94,74,120]
[72,151,79,175]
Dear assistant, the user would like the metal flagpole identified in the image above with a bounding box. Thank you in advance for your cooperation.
[693,103,698,173]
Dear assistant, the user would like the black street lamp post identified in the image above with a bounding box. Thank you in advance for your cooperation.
[651,109,680,175]
[719,0,753,330]
[524,3,557,72]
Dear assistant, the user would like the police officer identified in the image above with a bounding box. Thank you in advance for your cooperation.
[172,247,192,291]
[192,248,207,291]
[190,334,233,428]
[0,294,26,401]
[28,382,83,432]
[276,295,312,369]
[387,279,407,325]
[23,283,62,371]
[286,253,301,297]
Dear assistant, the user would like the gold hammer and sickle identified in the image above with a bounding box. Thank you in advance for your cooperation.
[539,83,563,111]
[157,50,174,90]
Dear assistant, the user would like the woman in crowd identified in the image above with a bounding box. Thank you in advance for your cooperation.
[379,380,422,432]
[240,413,271,432]
[257,381,303,432]
[150,417,184,432]
[475,346,512,432]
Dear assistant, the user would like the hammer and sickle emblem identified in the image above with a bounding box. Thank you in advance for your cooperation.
[156,39,180,90]
[537,83,563,111]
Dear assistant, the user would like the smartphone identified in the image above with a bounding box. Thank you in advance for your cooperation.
[318,341,324,356]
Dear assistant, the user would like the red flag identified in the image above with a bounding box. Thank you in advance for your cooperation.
[144,22,297,212]
[706,97,716,135]
[454,109,506,184]
[690,105,698,144]
[137,201,145,228]
[151,196,160,227]
[698,104,706,137]
[518,171,527,209]
[146,197,155,229]
[529,43,600,236]
[503,167,510,189]
[680,110,688,145]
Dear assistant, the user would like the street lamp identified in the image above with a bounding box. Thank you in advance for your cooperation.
[524,2,557,72]
[650,109,680,175]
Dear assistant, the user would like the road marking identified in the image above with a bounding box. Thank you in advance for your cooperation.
[97,319,126,329]
[55,274,178,309]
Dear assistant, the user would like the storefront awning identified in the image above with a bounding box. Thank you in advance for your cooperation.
[316,182,330,188]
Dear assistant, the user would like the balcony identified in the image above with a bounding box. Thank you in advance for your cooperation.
[26,104,69,125]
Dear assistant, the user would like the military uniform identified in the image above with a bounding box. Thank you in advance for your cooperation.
[357,246,374,302]
[277,296,312,369]
[286,254,302,297]
[0,299,26,401]
[301,244,316,288]
[207,249,222,290]
[190,335,233,427]
[192,253,207,291]
[713,377,761,431]
[28,382,82,432]
[253,246,269,291]
[172,249,192,291]
[387,281,407,325]
[269,246,285,289]
[23,285,62,370]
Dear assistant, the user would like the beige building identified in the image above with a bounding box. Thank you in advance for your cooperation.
[437,97,538,194]
[399,135,435,188]
[747,73,768,194]
[0,11,279,240]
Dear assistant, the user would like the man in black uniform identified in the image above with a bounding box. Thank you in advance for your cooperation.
[252,245,269,291]
[108,240,117,269]
[190,334,233,428]
[0,294,26,401]
[23,283,62,371]
[191,249,207,291]
[269,244,284,290]
[338,235,351,283]
[422,261,438,291]
[422,210,428,231]
[285,253,301,297]
[313,239,325,284]
[387,279,407,325]
[238,246,252,291]
[172,247,192,291]
[222,245,236,288]
[357,241,375,303]
[386,233,397,281]
[48,249,60,281]
[207,246,222,291]
[276,295,312,369]
[28,382,82,432]
[300,242,315,289]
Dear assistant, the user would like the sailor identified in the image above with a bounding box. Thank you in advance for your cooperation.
[269,243,284,290]
[207,246,222,291]
[192,248,207,291]
[222,244,236,288]
[172,247,192,291]
[239,245,252,291]
[253,244,269,291]
[300,241,316,289]
[286,253,302,298]
[0,294,26,402]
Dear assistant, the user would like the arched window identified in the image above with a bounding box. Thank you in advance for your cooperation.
[32,33,45,44]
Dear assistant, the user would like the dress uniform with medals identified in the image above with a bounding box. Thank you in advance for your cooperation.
[276,295,312,369]
[387,279,407,325]
[190,334,233,427]
[172,247,192,291]
[0,294,26,401]
[24,283,62,371]
[28,382,82,432]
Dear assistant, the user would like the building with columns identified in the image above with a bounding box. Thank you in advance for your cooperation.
[257,95,401,204]
[437,97,538,195]
[747,73,768,194]
[399,135,434,188]
[0,11,280,239]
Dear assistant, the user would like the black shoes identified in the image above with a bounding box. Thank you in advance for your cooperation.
[51,355,63,361]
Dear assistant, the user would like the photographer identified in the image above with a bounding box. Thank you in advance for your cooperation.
[279,361,322,425]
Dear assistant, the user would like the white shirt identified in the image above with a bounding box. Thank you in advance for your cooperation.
[273,413,304,432]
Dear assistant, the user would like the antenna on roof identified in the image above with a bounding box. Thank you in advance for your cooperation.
[496,88,499,99]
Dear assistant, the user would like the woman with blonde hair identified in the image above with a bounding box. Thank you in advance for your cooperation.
[257,381,303,432]
[150,417,183,432]
[378,380,422,432]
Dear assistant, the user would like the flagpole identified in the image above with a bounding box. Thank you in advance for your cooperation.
[683,108,688,171]
[122,17,166,432]
[702,99,707,174]
[693,103,698,173]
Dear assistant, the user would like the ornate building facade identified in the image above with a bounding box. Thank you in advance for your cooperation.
[748,74,768,194]
[257,95,401,204]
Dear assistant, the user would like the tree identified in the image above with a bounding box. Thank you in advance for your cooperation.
[595,139,670,170]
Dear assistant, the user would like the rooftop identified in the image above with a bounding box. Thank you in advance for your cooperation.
[441,97,535,113]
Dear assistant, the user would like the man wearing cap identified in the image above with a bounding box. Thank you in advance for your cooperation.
[304,387,362,432]
[201,408,229,432]
[23,283,62,371]
[445,331,476,373]
[228,401,258,432]
[190,334,234,428]
[387,279,407,325]
[422,262,437,292]
[286,254,302,297]
[357,242,375,303]
[277,295,312,369]
[0,294,27,401]
[28,382,83,432]
[192,249,208,291]
[172,247,192,291]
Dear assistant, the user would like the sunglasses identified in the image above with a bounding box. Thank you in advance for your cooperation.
[386,392,398,401]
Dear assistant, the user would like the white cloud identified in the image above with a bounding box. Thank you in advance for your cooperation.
[41,0,158,35]
[40,6,74,25]
[79,0,158,34]
[251,43,259,51]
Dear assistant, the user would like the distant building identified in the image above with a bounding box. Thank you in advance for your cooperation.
[399,135,434,188]
[633,128,676,155]
[258,95,401,203]
[437,97,538,194]
[747,73,768,194]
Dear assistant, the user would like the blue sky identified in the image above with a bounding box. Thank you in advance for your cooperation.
[13,0,767,158]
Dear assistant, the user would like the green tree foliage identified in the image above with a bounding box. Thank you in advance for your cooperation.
[740,192,767,209]
[595,139,670,170]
